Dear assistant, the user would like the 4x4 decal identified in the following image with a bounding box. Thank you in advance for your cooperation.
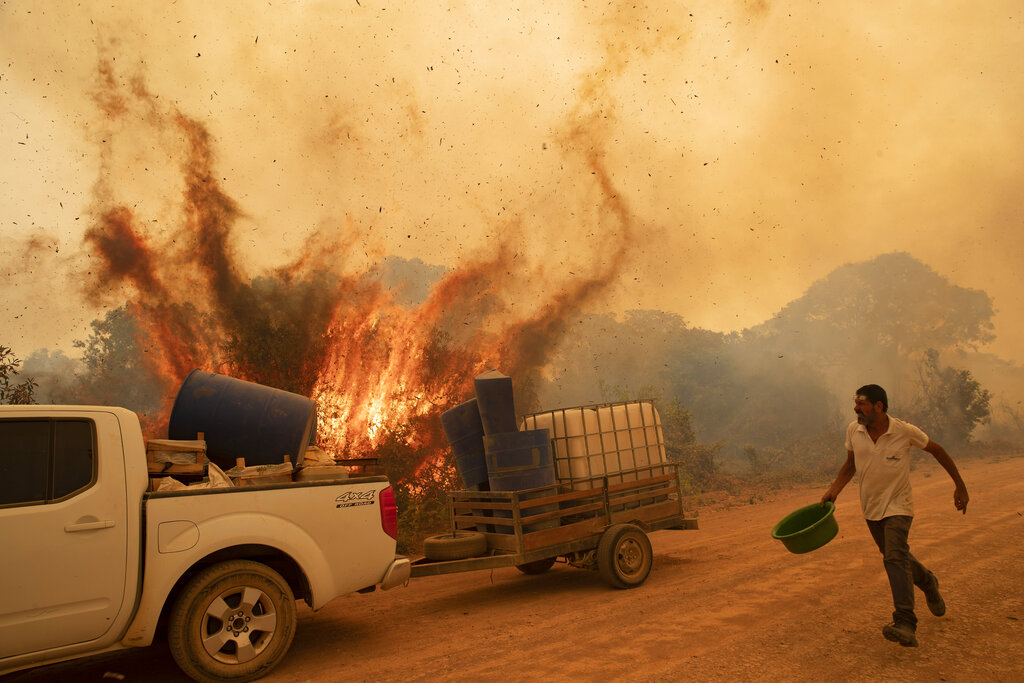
[335,490,376,508]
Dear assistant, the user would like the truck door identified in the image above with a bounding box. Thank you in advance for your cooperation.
[0,414,129,658]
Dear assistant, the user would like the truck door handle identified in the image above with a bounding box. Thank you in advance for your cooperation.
[65,519,116,532]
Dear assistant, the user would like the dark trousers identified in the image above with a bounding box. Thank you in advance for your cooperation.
[865,515,937,628]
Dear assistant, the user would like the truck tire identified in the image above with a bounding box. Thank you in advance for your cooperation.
[597,523,652,589]
[168,560,297,682]
[515,556,557,575]
[423,531,487,561]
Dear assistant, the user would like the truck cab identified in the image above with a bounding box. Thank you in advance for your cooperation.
[0,405,410,681]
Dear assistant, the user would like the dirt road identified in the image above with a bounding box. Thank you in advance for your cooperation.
[9,454,1023,682]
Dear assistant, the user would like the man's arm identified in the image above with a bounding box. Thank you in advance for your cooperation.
[923,440,969,514]
[821,450,856,505]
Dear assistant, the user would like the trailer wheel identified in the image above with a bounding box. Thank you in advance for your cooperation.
[423,530,487,561]
[516,556,557,575]
[597,523,652,589]
[169,560,296,682]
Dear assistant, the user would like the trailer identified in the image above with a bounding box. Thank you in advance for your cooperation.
[409,462,698,588]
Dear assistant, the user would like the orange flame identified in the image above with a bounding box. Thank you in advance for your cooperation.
[80,57,635,473]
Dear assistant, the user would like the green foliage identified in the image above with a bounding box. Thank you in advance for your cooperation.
[0,346,37,404]
[904,349,991,446]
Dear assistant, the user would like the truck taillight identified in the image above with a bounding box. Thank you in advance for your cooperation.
[379,486,398,540]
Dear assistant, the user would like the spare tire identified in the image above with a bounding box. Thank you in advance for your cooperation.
[423,531,487,561]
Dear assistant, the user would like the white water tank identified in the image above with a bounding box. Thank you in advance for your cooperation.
[520,400,667,488]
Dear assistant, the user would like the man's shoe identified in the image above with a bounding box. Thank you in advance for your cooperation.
[882,622,919,647]
[924,576,946,617]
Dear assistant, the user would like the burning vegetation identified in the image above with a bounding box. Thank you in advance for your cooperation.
[77,57,633,499]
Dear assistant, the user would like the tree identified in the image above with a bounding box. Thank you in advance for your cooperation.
[219,271,341,395]
[21,349,82,404]
[747,252,996,396]
[658,397,722,491]
[904,349,991,447]
[72,306,167,414]
[0,345,37,404]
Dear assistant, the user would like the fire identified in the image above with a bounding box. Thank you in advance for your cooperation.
[310,276,497,457]
[78,58,634,477]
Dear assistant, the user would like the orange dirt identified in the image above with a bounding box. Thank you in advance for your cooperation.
[9,454,1023,682]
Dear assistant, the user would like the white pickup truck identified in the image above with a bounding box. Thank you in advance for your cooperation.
[0,404,411,681]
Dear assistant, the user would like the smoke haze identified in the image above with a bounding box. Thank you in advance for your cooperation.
[3,1,1023,362]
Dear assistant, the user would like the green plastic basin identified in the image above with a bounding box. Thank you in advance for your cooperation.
[771,501,838,554]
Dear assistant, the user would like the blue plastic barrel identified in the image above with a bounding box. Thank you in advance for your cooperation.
[440,399,489,490]
[484,429,557,533]
[474,369,518,435]
[168,370,316,470]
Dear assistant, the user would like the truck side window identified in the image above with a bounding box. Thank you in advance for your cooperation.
[0,420,49,506]
[0,419,95,507]
[53,420,95,499]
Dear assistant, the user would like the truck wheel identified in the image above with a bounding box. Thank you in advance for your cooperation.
[168,560,297,682]
[516,556,557,575]
[423,530,487,561]
[597,523,652,589]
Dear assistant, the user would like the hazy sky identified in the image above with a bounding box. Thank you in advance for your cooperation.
[2,1,1022,362]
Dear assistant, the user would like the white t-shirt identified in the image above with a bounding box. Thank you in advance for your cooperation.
[845,415,929,520]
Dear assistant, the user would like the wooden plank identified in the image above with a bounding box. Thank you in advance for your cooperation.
[521,517,605,551]
[608,491,673,508]
[450,484,571,503]
[147,462,206,475]
[482,532,521,553]
[609,499,682,525]
[517,492,576,510]
[527,503,604,527]
[452,485,604,506]
[606,486,675,503]
[605,471,675,493]
[452,492,604,514]
[455,503,607,533]
[452,500,515,512]
[146,439,207,453]
[450,491,508,501]
[545,486,606,503]
[606,483,677,506]
[453,514,517,530]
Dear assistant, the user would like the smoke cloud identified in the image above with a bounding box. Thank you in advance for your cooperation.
[3,0,1023,362]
